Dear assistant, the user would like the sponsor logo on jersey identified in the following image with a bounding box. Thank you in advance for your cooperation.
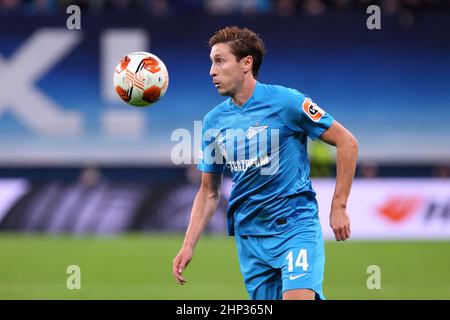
[302,98,325,122]
[228,155,270,172]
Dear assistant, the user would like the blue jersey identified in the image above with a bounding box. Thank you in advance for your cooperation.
[198,81,334,236]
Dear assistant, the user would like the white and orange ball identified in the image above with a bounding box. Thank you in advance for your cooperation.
[113,52,169,107]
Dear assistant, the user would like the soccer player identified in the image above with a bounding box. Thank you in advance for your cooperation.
[172,26,358,300]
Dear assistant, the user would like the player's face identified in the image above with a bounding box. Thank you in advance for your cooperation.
[209,43,245,96]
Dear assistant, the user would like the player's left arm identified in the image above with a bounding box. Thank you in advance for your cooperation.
[319,120,358,241]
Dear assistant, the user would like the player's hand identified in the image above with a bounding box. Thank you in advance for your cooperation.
[172,246,193,285]
[330,205,351,241]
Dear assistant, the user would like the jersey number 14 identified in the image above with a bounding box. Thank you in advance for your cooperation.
[286,249,308,272]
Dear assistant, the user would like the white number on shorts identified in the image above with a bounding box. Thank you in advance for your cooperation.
[286,249,308,272]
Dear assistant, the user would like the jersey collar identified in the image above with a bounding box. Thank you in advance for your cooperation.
[228,81,261,113]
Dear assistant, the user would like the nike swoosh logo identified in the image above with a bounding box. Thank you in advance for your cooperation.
[247,125,268,139]
[289,273,307,280]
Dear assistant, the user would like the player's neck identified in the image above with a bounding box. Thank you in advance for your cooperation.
[231,78,257,107]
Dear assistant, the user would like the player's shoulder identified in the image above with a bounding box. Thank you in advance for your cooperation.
[257,82,306,101]
[256,82,307,115]
[203,99,230,127]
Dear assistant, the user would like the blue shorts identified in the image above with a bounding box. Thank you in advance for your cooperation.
[235,216,325,300]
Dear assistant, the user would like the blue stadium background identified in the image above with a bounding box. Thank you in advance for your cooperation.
[1,8,449,170]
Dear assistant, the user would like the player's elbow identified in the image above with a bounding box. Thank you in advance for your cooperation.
[337,131,358,153]
[345,133,359,157]
[199,172,222,202]
[348,134,358,151]
[199,184,221,202]
[206,189,221,201]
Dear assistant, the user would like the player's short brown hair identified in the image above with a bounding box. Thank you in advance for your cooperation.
[209,26,266,78]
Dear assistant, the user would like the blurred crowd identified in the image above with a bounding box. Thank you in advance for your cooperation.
[1,0,449,16]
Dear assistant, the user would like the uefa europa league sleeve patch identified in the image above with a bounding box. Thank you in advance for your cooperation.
[302,98,325,122]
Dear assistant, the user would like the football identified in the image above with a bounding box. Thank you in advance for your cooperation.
[113,52,169,107]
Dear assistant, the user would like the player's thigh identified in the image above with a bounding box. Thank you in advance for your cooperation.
[235,236,282,300]
[246,267,282,300]
[278,229,325,299]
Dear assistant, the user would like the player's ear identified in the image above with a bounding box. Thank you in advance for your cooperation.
[242,55,253,73]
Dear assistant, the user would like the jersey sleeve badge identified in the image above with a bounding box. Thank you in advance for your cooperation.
[302,98,325,122]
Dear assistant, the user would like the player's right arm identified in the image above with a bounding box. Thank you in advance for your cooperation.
[172,171,223,285]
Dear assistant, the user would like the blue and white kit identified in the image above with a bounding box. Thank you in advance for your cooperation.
[198,81,334,299]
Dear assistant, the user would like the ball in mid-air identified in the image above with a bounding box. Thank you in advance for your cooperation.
[113,52,169,107]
